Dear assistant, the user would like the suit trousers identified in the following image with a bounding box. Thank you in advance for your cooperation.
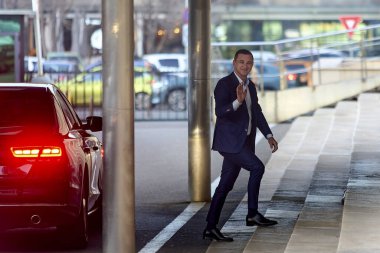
[206,136,265,227]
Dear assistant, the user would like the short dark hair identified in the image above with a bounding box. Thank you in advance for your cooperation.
[234,49,253,61]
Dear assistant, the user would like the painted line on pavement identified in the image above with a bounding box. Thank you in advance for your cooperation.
[138,202,205,253]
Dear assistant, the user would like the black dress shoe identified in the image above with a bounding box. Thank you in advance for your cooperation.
[202,228,233,242]
[246,213,278,227]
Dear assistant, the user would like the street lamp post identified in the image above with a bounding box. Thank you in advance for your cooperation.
[31,0,43,77]
[31,0,52,83]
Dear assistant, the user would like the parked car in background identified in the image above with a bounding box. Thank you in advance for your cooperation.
[0,83,103,249]
[151,72,188,111]
[253,63,298,90]
[143,53,187,73]
[251,50,278,64]
[42,60,81,83]
[47,51,84,71]
[340,45,380,58]
[24,58,80,83]
[211,59,233,75]
[284,60,313,87]
[283,48,345,64]
[57,59,154,110]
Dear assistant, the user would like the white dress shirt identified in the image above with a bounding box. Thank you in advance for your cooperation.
[232,72,273,139]
[232,72,252,135]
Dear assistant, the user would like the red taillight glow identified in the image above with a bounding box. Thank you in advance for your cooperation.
[11,146,62,158]
[287,73,297,81]
[41,148,62,157]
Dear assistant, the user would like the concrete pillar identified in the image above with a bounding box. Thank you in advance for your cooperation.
[102,0,136,252]
[188,0,211,202]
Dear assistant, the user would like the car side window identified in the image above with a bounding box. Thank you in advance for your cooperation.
[52,97,70,134]
[54,89,82,129]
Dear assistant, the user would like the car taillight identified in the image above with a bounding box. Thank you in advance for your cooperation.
[287,73,297,81]
[11,146,62,158]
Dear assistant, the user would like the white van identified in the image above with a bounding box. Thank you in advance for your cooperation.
[143,53,187,73]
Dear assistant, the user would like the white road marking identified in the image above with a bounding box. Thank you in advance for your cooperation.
[138,202,205,253]
[139,125,272,253]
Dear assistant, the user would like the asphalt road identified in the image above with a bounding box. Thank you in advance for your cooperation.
[0,216,102,252]
[0,120,290,252]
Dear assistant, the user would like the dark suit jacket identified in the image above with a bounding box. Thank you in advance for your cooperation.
[212,72,272,153]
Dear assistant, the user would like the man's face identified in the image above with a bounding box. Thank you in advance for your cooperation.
[233,53,254,80]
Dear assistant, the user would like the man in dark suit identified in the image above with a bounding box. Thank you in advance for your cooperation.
[203,49,279,242]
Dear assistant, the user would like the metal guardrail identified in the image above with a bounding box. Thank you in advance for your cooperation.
[211,23,380,92]
[26,24,380,121]
[25,70,189,121]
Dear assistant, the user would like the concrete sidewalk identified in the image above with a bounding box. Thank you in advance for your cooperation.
[203,92,380,253]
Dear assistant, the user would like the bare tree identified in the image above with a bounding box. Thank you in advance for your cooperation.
[11,0,184,57]
[39,1,75,55]
[135,0,186,54]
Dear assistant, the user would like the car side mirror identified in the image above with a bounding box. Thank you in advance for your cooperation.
[84,116,102,132]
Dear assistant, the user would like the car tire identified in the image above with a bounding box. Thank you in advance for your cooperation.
[167,89,186,112]
[57,183,89,249]
[135,92,151,110]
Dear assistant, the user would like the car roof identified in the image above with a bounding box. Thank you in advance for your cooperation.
[143,53,187,58]
[0,83,53,88]
[161,72,188,77]
[251,51,277,58]
[47,51,81,57]
[43,59,78,65]
[85,59,151,71]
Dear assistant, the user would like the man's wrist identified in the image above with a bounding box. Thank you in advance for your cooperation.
[266,134,273,139]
